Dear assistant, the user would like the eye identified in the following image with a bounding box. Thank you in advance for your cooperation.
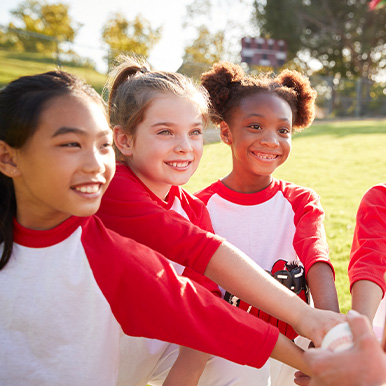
[157,129,173,136]
[60,142,81,148]
[101,142,113,149]
[279,127,291,135]
[190,128,202,136]
[249,124,262,131]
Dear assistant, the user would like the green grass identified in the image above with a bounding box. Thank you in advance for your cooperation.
[184,119,386,314]
[0,49,107,93]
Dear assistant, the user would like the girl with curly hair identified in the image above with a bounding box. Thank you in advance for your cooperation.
[197,62,340,385]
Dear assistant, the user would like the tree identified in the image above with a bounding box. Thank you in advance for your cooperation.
[7,0,79,53]
[101,13,161,68]
[179,0,252,79]
[179,26,225,79]
[254,0,386,80]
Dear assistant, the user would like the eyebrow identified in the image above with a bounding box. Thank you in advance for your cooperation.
[151,121,204,127]
[245,113,290,122]
[52,127,112,137]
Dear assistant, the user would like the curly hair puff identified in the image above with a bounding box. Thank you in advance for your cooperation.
[201,62,317,132]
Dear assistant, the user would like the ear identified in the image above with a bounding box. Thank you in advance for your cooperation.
[0,140,21,178]
[113,126,134,157]
[219,121,232,145]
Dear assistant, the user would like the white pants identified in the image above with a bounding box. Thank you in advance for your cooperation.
[270,335,311,386]
[117,333,271,386]
[117,333,310,386]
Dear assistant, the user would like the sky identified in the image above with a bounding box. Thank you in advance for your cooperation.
[0,0,255,73]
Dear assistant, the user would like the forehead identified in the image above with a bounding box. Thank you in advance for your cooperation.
[145,94,204,118]
[36,94,109,135]
[238,92,292,117]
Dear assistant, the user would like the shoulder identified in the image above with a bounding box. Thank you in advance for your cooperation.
[81,216,156,262]
[175,186,214,231]
[104,163,144,200]
[360,184,386,206]
[194,181,221,205]
[276,179,320,204]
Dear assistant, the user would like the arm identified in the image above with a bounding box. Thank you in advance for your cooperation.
[351,279,383,322]
[205,241,345,347]
[349,185,386,320]
[271,333,311,376]
[294,310,386,386]
[163,347,210,386]
[287,185,339,313]
[307,262,340,312]
[85,217,280,369]
[98,171,345,346]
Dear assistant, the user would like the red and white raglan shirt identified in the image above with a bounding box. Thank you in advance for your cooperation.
[96,162,225,384]
[97,162,222,293]
[196,178,334,340]
[0,215,279,386]
[348,183,386,337]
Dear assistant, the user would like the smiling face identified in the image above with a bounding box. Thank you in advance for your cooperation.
[12,94,115,230]
[221,92,292,193]
[116,94,204,200]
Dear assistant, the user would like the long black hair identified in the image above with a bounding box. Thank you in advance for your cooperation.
[0,70,103,270]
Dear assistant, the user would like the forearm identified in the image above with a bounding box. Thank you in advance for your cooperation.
[204,242,346,346]
[270,334,311,376]
[351,280,383,322]
[205,241,308,327]
[307,262,340,312]
[163,347,210,386]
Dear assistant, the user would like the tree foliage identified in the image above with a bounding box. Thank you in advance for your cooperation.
[179,0,250,79]
[179,26,225,79]
[7,0,79,53]
[101,13,161,68]
[254,0,386,79]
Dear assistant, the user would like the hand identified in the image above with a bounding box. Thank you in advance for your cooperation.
[295,310,386,386]
[295,307,346,347]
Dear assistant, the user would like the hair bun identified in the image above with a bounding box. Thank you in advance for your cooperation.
[201,62,245,123]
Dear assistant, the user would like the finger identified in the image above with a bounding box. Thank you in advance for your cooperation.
[347,310,373,341]
[294,370,311,386]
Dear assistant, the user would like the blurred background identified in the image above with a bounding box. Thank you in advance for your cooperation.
[0,0,385,118]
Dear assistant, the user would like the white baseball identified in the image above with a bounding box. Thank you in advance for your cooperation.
[321,322,354,352]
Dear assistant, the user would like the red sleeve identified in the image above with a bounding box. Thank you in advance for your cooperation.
[348,184,386,296]
[177,188,216,233]
[194,183,217,206]
[174,188,221,296]
[96,164,224,275]
[282,181,334,277]
[83,216,279,369]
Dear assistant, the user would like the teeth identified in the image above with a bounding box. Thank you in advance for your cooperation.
[256,153,277,160]
[168,161,190,168]
[75,185,99,193]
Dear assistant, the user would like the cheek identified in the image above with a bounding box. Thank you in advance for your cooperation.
[195,143,204,160]
[106,153,116,178]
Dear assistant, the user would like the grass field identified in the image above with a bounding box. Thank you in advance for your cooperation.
[183,119,386,314]
[0,49,107,93]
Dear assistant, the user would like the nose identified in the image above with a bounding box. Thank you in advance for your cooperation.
[82,147,106,174]
[260,130,279,148]
[174,134,193,153]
